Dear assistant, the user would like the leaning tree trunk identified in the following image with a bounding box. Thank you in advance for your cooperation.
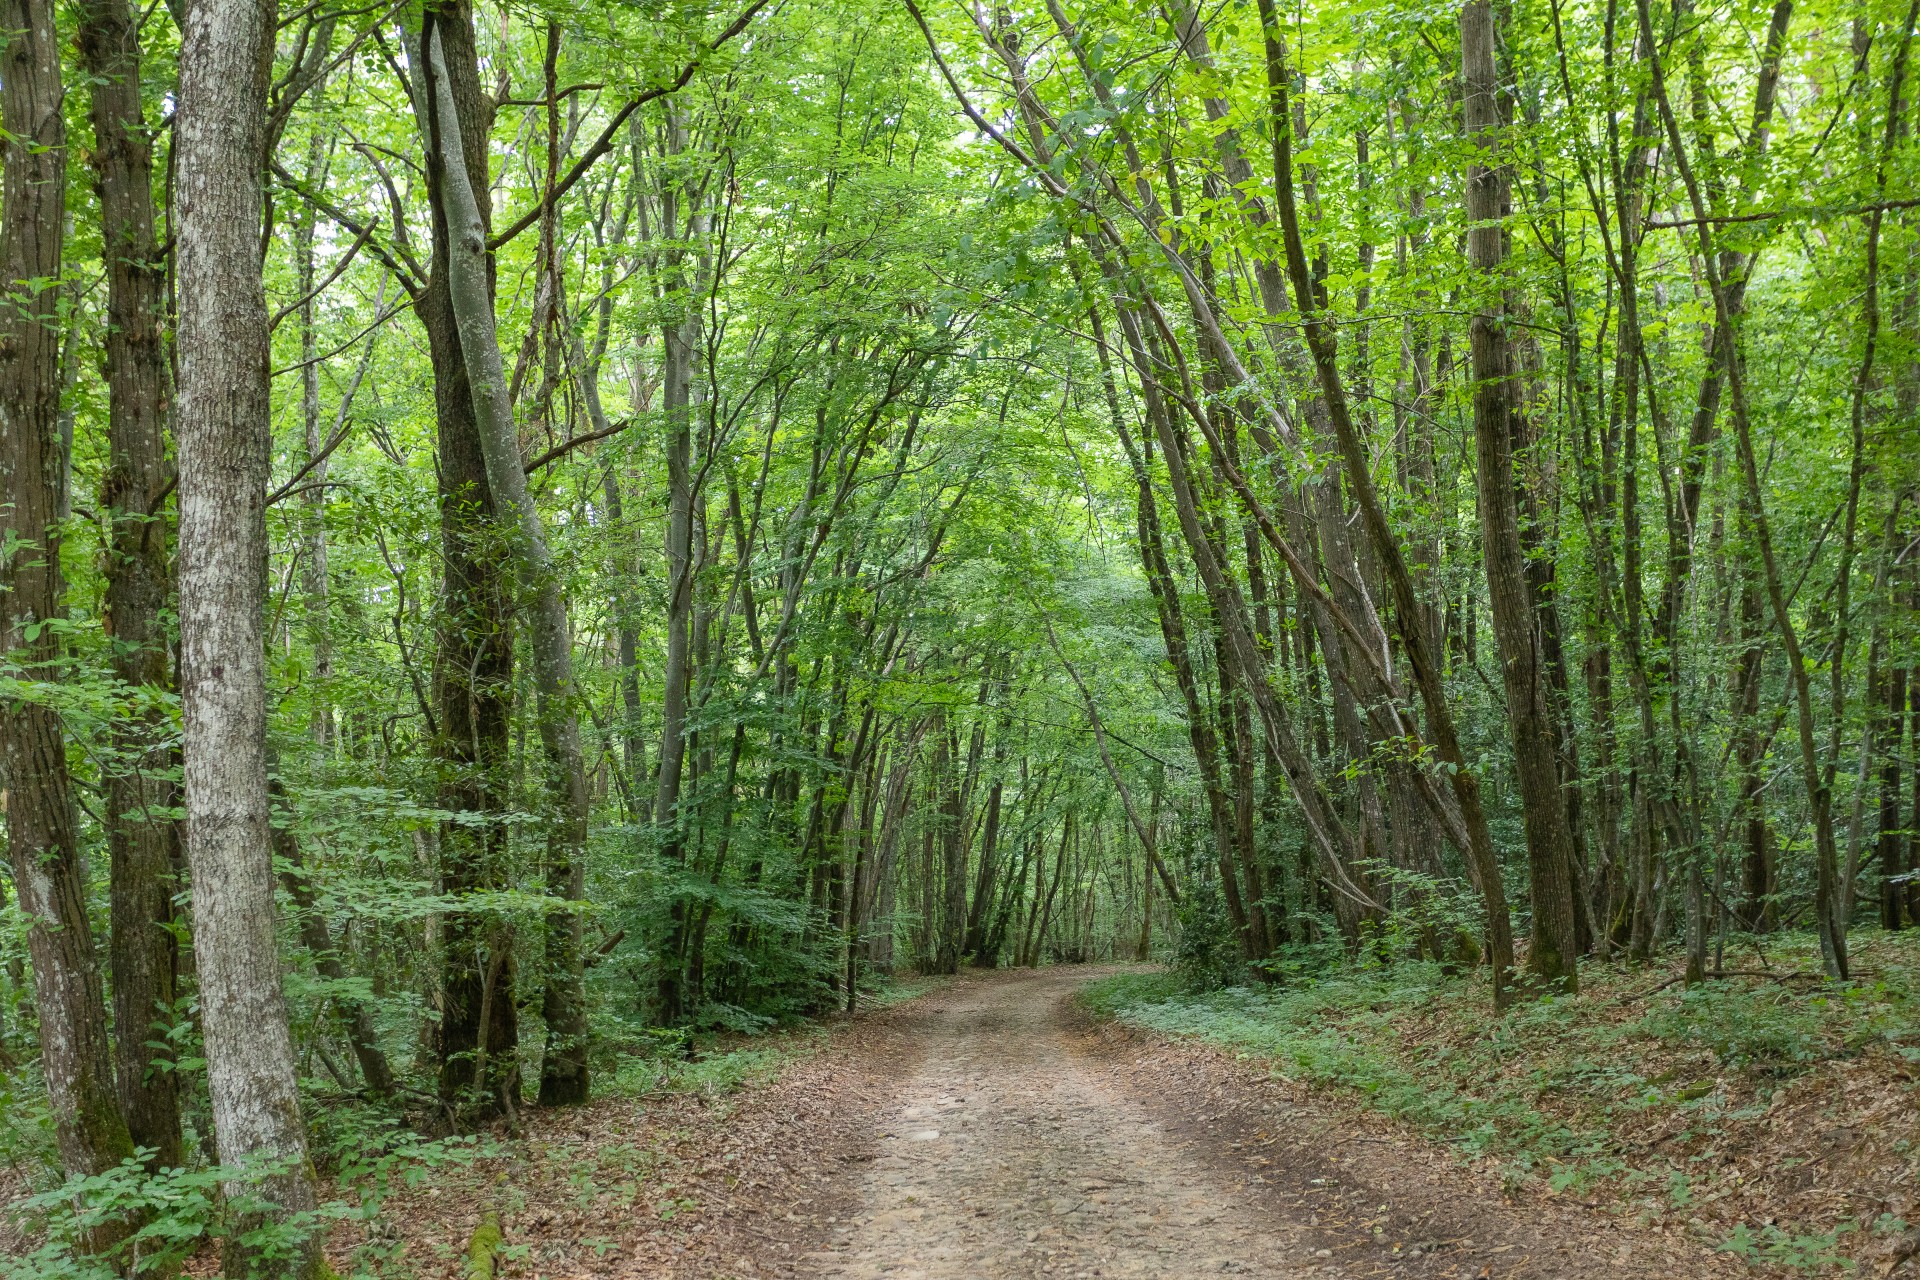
[1461,0,1580,991]
[1251,0,1517,1004]
[0,0,139,1255]
[77,0,184,1171]
[422,13,592,1106]
[175,0,328,1269]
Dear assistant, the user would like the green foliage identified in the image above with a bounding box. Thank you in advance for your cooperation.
[1718,1222,1860,1272]
[605,1043,798,1099]
[1171,879,1245,993]
[1634,968,1920,1073]
[11,0,1920,1263]
[1636,985,1830,1071]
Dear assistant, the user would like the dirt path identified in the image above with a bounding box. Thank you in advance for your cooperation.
[784,968,1741,1280]
[811,969,1316,1279]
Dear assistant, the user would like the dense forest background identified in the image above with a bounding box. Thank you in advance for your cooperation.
[0,0,1914,1268]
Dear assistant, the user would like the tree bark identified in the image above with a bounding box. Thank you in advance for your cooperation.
[297,121,335,751]
[421,12,592,1103]
[652,105,701,1021]
[1880,661,1909,929]
[76,0,183,1171]
[1461,0,1580,991]
[1634,0,1849,979]
[409,0,521,1126]
[1,0,140,1253]
[175,0,327,1262]
[1250,0,1516,1002]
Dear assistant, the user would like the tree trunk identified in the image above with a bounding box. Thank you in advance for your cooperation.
[1,0,140,1252]
[411,0,521,1127]
[652,101,703,1021]
[175,0,327,1263]
[421,11,592,1105]
[76,0,183,1172]
[1633,0,1848,979]
[1461,0,1579,991]
[1882,663,1910,929]
[297,122,334,751]
[1253,0,1516,1003]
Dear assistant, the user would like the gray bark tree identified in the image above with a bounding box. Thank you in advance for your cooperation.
[174,0,328,1265]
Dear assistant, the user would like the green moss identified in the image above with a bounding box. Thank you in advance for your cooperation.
[465,1212,503,1280]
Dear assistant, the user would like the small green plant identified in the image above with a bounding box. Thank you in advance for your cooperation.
[1718,1221,1858,1271]
[1636,983,1828,1070]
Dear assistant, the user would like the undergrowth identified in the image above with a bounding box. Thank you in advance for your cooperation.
[1081,929,1920,1272]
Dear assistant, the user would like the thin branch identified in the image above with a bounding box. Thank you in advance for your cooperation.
[486,0,776,250]
[1648,195,1920,228]
[269,223,371,332]
[523,417,634,473]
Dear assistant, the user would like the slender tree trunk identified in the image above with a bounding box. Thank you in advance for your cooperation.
[77,0,183,1172]
[1461,0,1579,991]
[1,0,140,1254]
[1635,0,1849,979]
[1880,661,1909,930]
[412,0,520,1126]
[297,122,334,752]
[652,102,703,1020]
[175,0,327,1263]
[1253,0,1516,1003]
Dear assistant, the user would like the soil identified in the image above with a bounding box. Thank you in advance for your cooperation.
[63,966,1775,1277]
[754,967,1747,1280]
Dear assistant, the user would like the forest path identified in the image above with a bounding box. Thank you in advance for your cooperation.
[807,968,1337,1279]
[786,967,1737,1280]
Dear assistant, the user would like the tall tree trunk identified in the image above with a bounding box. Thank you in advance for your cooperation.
[1880,661,1909,930]
[175,0,327,1264]
[297,123,334,751]
[1253,0,1516,1003]
[421,11,592,1105]
[77,0,183,1172]
[412,0,520,1126]
[1461,0,1579,991]
[1,0,140,1254]
[652,102,703,1021]
[1731,551,1774,930]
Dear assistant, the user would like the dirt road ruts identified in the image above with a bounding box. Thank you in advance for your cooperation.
[786,969,1742,1280]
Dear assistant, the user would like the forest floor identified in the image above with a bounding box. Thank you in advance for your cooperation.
[348,965,1797,1279]
[1082,933,1920,1279]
